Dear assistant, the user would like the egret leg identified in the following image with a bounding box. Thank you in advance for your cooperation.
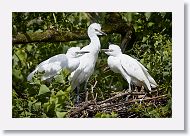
[84,78,89,102]
[126,80,132,101]
[129,84,132,92]
[85,91,89,102]
[134,86,138,99]
[84,78,89,91]
[76,86,80,104]
[140,93,147,105]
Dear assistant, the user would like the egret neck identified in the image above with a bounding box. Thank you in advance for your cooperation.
[89,35,101,54]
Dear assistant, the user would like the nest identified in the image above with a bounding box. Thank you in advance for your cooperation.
[67,89,168,118]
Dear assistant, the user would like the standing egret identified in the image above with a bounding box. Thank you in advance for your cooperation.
[70,23,106,103]
[27,47,89,82]
[102,44,157,95]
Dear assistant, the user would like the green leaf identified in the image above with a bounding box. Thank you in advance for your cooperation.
[110,112,118,118]
[13,69,23,80]
[148,22,154,27]
[38,85,50,95]
[56,111,67,118]
[163,71,170,77]
[142,37,148,42]
[126,13,133,22]
[144,12,151,20]
[15,49,27,62]
[56,90,65,97]
[34,102,41,111]
[26,44,33,52]
[54,75,65,84]
[43,97,56,117]
[95,112,102,118]
[61,69,70,78]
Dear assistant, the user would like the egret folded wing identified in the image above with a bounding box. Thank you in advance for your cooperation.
[120,54,151,91]
[28,54,69,81]
[136,60,158,88]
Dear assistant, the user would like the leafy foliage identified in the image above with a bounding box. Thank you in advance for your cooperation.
[12,12,172,118]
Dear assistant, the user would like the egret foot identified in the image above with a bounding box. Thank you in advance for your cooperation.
[125,95,130,101]
[75,86,80,104]
[125,89,132,101]
[76,95,80,104]
[85,91,89,102]
[139,93,147,105]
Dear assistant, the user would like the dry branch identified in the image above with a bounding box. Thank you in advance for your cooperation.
[99,95,167,109]
[67,89,167,118]
[98,90,158,104]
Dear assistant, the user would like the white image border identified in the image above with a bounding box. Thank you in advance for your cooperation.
[0,0,184,130]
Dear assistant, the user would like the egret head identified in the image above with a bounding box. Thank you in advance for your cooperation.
[88,23,107,37]
[102,44,122,56]
[66,47,89,58]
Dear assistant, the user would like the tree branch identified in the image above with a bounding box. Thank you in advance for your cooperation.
[12,29,87,44]
[13,23,133,45]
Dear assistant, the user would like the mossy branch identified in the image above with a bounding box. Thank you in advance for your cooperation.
[12,23,133,45]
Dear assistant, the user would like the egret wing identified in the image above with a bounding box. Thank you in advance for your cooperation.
[70,55,94,91]
[136,60,158,88]
[40,54,68,80]
[119,54,151,91]
[70,68,84,91]
[37,54,68,71]
[28,54,68,81]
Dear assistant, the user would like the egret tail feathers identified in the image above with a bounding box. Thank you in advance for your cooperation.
[147,74,158,88]
[136,60,158,88]
[70,67,87,91]
[70,70,80,91]
[27,69,37,81]
[142,77,152,91]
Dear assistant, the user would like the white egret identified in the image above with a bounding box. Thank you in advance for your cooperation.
[27,47,89,82]
[102,44,157,94]
[70,23,106,103]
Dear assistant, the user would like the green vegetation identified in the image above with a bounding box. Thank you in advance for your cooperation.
[12,12,172,118]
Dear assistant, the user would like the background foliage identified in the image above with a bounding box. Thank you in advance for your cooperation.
[12,12,172,118]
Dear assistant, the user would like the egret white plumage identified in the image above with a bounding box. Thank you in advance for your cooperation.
[27,47,89,82]
[102,44,157,94]
[70,23,106,102]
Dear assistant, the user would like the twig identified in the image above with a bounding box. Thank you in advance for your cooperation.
[68,90,167,117]
[91,81,97,100]
[128,113,136,118]
[68,101,93,117]
[99,95,167,109]
[97,90,159,105]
